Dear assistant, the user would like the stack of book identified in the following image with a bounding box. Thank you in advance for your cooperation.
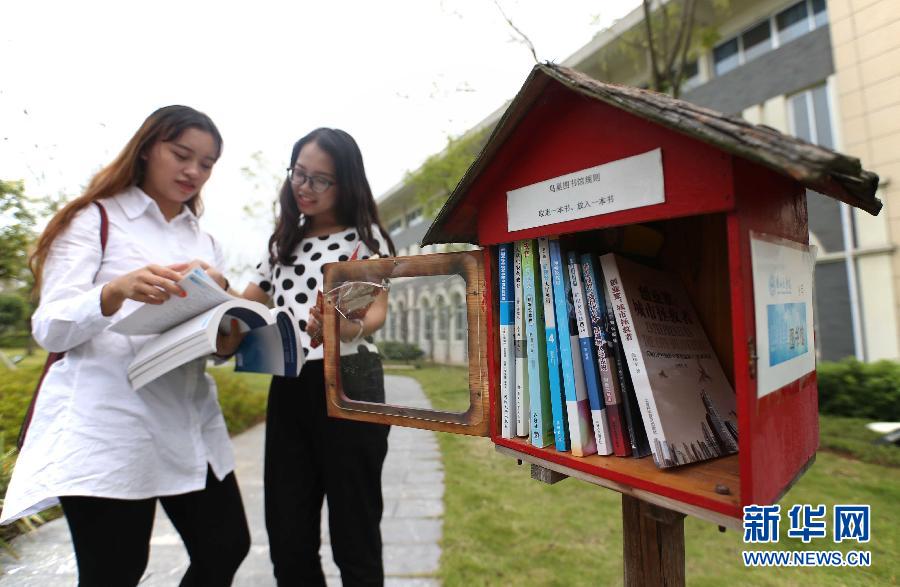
[496,233,738,468]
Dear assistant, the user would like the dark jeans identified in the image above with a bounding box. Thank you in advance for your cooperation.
[60,467,250,587]
[265,355,390,586]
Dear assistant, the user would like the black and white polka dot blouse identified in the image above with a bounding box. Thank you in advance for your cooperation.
[251,224,389,363]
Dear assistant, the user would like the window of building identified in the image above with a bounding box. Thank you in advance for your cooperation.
[436,297,449,340]
[388,218,403,236]
[776,1,810,44]
[788,81,861,361]
[811,0,827,28]
[788,84,833,149]
[680,59,702,92]
[422,300,433,340]
[399,304,409,342]
[741,20,772,62]
[713,1,829,78]
[452,293,466,341]
[406,208,423,226]
[713,38,740,76]
[386,305,396,340]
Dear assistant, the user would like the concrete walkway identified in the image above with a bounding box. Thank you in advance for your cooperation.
[0,374,443,586]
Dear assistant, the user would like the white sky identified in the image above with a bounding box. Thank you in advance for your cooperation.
[2,0,640,281]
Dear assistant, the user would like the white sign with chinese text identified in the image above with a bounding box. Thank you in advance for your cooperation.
[505,148,665,232]
[750,233,817,398]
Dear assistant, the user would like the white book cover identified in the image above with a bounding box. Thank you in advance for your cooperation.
[118,268,303,389]
[599,253,738,468]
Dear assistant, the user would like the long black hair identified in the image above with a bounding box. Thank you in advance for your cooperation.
[268,128,395,265]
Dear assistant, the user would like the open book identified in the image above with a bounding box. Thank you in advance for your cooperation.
[110,268,302,389]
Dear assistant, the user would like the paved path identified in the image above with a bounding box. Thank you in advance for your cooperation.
[0,375,442,586]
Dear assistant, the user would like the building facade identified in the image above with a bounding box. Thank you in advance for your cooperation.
[377,0,899,363]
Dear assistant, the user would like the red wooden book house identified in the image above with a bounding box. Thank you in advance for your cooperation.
[321,63,881,578]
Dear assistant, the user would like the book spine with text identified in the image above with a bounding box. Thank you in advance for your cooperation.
[538,237,569,452]
[580,254,632,457]
[598,256,653,460]
[567,251,613,455]
[521,240,553,448]
[498,243,516,439]
[550,239,596,457]
[513,241,529,437]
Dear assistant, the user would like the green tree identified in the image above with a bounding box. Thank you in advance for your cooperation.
[405,126,493,216]
[0,293,28,346]
[0,180,38,288]
[641,0,699,97]
[583,1,727,98]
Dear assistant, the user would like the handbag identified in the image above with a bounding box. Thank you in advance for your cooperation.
[16,201,108,450]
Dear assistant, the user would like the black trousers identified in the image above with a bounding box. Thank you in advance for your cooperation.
[265,355,390,586]
[60,467,250,587]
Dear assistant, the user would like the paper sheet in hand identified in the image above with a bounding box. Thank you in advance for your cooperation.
[308,279,389,349]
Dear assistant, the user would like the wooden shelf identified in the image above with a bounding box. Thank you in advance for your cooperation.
[494,436,741,529]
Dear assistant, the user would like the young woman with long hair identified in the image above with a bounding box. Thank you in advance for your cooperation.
[239,128,395,585]
[1,105,250,586]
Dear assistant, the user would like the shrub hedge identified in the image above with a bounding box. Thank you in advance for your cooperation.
[816,358,900,421]
[376,341,425,363]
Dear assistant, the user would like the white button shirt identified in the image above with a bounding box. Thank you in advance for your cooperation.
[1,186,235,524]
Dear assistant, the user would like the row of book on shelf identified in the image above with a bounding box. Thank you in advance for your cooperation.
[497,234,739,469]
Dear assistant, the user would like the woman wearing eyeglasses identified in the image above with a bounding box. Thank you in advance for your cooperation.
[237,128,395,586]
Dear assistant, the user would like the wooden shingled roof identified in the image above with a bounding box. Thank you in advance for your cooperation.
[422,63,881,246]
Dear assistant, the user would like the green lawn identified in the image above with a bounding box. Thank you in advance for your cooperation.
[387,364,900,587]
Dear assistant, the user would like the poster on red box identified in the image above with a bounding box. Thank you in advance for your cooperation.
[750,232,816,398]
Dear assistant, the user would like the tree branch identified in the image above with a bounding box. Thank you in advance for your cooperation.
[642,0,662,91]
[672,0,697,98]
[665,0,691,79]
[492,0,538,63]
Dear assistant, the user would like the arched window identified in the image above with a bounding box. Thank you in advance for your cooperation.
[397,301,407,342]
[436,296,449,340]
[386,304,396,340]
[421,299,433,341]
[452,292,466,341]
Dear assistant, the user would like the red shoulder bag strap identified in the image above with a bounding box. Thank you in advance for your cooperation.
[17,202,108,450]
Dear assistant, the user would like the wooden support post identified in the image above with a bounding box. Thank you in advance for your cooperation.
[530,463,567,484]
[622,494,686,587]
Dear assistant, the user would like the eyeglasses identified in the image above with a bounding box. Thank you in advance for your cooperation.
[287,168,336,193]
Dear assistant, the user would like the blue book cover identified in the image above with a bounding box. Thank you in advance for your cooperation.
[581,253,631,457]
[550,240,596,456]
[521,239,553,448]
[235,310,303,378]
[567,251,613,455]
[498,242,516,439]
[537,237,568,452]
